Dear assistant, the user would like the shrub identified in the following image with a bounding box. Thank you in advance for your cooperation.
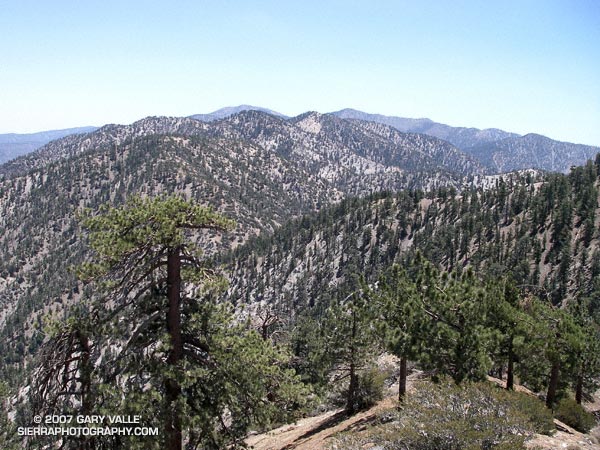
[554,397,596,433]
[329,379,555,450]
[329,366,387,413]
[352,367,386,411]
[507,389,555,436]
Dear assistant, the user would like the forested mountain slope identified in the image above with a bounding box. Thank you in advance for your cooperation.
[225,159,600,317]
[1,111,482,192]
[0,110,482,358]
[332,108,600,174]
[0,133,340,379]
[1,113,599,449]
[465,133,600,174]
[0,110,597,387]
[332,107,519,150]
[4,107,597,177]
[206,110,483,195]
[0,117,209,177]
[0,109,488,381]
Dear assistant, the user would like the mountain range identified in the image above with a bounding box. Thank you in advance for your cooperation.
[0,126,97,164]
[1,105,600,449]
[0,107,598,380]
[0,110,481,375]
[0,110,482,188]
[331,108,520,149]
[2,106,599,175]
[332,108,600,173]
[466,133,600,174]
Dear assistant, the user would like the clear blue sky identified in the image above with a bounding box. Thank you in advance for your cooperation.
[1,0,599,145]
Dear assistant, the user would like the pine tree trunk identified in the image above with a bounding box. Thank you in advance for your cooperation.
[506,339,514,390]
[77,330,92,415]
[166,248,182,450]
[575,363,584,405]
[77,330,94,450]
[346,308,357,415]
[546,361,560,409]
[346,360,356,414]
[398,356,407,402]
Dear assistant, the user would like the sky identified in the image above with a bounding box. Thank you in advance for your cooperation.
[1,0,599,145]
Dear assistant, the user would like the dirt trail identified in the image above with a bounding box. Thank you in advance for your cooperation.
[246,396,395,450]
[247,373,418,450]
[246,376,600,450]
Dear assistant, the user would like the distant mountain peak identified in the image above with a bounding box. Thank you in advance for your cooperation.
[189,105,287,123]
[522,133,547,139]
[0,126,98,164]
[335,108,434,123]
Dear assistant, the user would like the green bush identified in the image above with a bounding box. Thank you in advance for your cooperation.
[554,397,596,433]
[329,380,555,450]
[352,367,386,411]
[507,390,555,436]
[329,366,387,413]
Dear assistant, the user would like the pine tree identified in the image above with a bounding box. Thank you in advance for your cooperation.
[412,259,496,384]
[567,298,600,404]
[77,195,235,450]
[517,297,583,409]
[31,195,309,449]
[324,283,379,414]
[485,279,525,390]
[370,264,423,401]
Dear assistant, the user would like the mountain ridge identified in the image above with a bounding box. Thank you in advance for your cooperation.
[0,126,98,164]
[189,104,287,122]
[465,133,600,173]
[2,106,598,176]
[331,107,520,149]
[331,108,600,173]
[1,111,480,194]
[223,161,600,316]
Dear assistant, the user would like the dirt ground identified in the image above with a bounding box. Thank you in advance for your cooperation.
[246,375,600,450]
[246,392,396,450]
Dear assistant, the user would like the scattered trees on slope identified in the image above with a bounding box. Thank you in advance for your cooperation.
[15,159,600,447]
